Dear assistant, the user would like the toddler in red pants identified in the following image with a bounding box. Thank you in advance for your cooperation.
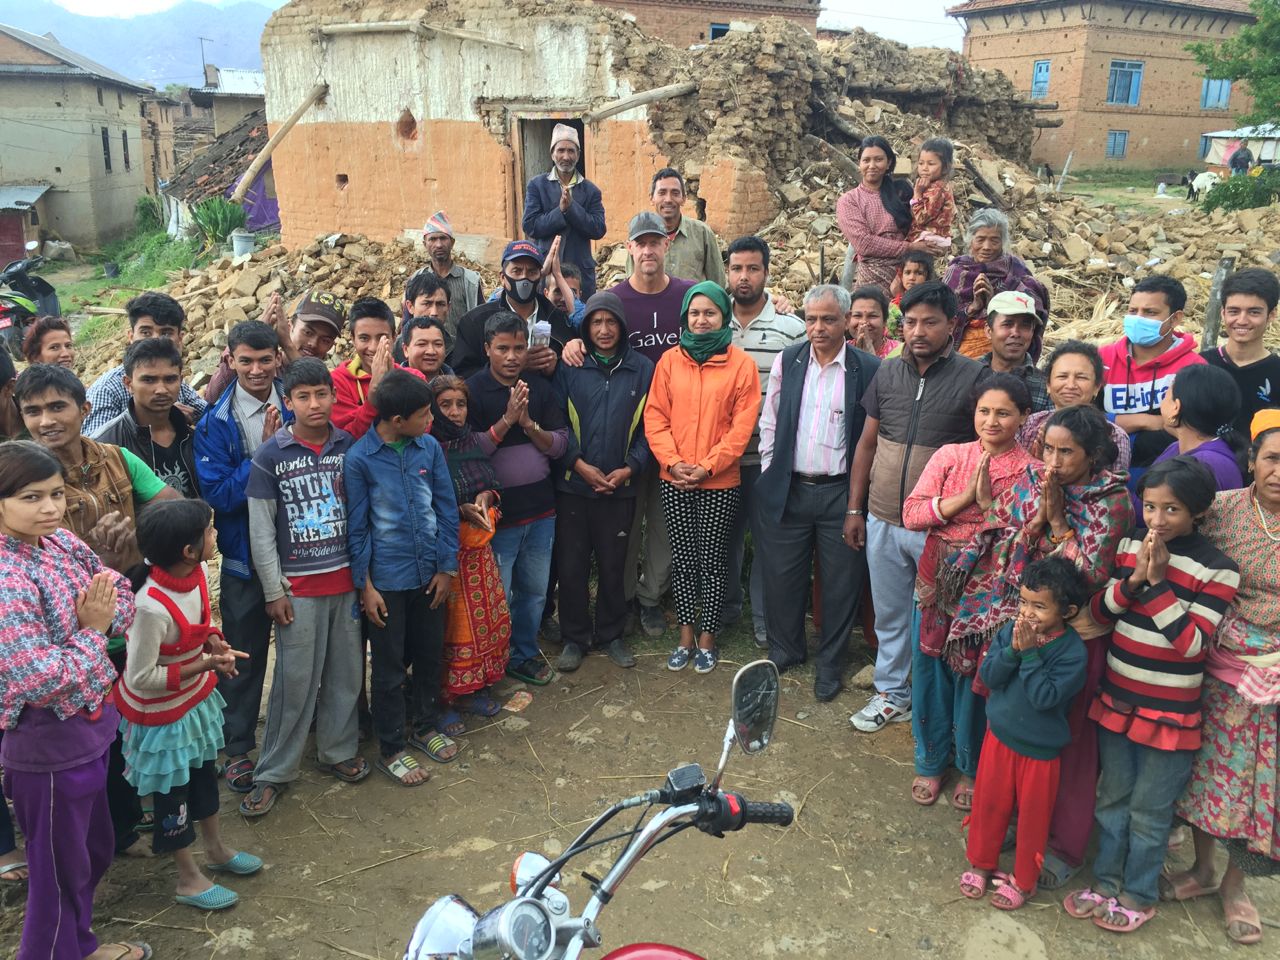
[960,557,1089,909]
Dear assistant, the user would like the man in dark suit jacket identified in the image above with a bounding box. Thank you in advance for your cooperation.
[755,285,879,702]
[521,123,606,300]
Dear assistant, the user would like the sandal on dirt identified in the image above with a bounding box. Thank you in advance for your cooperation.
[409,730,459,763]
[0,861,27,883]
[1092,901,1156,933]
[506,658,553,686]
[951,781,975,812]
[175,883,239,911]
[316,757,371,783]
[1063,888,1111,919]
[207,851,263,876]
[911,775,943,806]
[133,808,155,833]
[376,753,429,787]
[438,709,466,738]
[1158,871,1219,902]
[460,693,502,717]
[1223,894,1264,945]
[96,943,153,960]
[992,879,1033,911]
[1038,851,1079,891]
[238,782,284,819]
[960,870,990,899]
[221,757,255,793]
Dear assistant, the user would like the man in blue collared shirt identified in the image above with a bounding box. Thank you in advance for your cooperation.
[344,369,459,786]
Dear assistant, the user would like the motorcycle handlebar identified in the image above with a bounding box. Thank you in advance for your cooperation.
[695,793,794,834]
[741,801,795,827]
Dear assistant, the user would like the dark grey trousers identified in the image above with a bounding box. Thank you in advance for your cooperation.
[218,570,273,757]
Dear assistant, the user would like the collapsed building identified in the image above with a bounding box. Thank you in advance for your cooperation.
[256,0,1041,259]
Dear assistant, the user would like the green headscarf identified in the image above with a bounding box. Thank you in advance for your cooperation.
[678,280,734,364]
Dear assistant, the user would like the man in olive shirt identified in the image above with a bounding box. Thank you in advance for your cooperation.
[626,168,725,286]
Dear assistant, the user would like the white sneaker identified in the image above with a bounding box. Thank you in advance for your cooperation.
[849,693,911,732]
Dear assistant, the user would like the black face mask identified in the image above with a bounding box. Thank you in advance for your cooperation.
[504,274,537,304]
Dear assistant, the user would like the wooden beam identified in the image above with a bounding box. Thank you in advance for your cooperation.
[1040,9,1047,23]
[812,98,864,140]
[1033,117,1065,127]
[231,83,327,205]
[963,157,1007,210]
[1201,256,1237,347]
[1020,11,1029,25]
[318,18,524,51]
[1023,99,1061,110]
[581,81,697,125]
[801,134,859,180]
[1138,10,1148,24]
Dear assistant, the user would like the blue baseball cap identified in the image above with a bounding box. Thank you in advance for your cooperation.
[502,239,543,266]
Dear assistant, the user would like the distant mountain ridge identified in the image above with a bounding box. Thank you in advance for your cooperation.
[0,0,273,89]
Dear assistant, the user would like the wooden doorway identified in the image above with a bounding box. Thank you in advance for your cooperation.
[513,117,586,239]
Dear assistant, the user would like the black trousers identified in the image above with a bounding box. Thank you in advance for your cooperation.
[556,493,636,649]
[218,571,273,757]
[759,479,866,683]
[369,587,444,757]
[107,647,143,854]
[152,759,219,854]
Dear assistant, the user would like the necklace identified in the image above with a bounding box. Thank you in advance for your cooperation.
[1251,488,1280,542]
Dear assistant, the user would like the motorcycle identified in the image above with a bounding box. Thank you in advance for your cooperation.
[0,241,60,360]
[405,659,792,960]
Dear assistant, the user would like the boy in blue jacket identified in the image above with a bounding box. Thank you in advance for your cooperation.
[193,320,291,793]
[960,556,1089,911]
[552,291,653,672]
[345,370,460,787]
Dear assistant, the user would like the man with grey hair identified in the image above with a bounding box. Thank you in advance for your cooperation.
[521,123,606,299]
[754,284,879,701]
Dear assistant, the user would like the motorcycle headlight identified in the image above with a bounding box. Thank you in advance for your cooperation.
[470,899,555,960]
[405,895,480,960]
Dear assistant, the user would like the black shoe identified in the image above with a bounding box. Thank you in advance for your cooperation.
[605,638,637,668]
[814,678,844,703]
[540,617,562,645]
[555,643,585,672]
[639,603,666,638]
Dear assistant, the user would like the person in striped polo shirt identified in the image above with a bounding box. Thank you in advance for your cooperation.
[1066,456,1240,934]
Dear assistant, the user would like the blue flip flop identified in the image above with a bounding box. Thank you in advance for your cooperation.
[175,883,239,911]
[207,851,263,876]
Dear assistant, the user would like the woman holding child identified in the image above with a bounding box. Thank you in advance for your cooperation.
[1165,411,1280,945]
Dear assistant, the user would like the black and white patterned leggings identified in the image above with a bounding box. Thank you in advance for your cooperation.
[659,480,741,637]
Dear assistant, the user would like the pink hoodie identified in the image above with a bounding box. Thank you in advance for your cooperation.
[1098,331,1206,416]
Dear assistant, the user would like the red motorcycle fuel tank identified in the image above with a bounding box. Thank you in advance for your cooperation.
[603,945,706,960]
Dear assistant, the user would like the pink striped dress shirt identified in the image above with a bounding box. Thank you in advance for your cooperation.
[759,348,848,475]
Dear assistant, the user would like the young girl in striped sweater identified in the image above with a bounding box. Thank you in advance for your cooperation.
[118,499,259,911]
[1064,456,1240,934]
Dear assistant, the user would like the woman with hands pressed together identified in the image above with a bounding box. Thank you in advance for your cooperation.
[939,404,1133,889]
[644,281,761,674]
[903,374,1036,810]
[0,441,151,960]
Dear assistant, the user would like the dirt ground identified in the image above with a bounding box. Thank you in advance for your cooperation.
[3,625,1278,960]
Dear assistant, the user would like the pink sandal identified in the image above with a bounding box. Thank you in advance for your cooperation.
[959,871,990,899]
[991,878,1032,911]
[1093,901,1157,933]
[1063,887,1109,919]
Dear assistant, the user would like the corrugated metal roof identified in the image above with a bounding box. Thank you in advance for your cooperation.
[0,183,51,211]
[948,0,1253,17]
[1203,124,1280,138]
[0,22,153,93]
[195,68,265,98]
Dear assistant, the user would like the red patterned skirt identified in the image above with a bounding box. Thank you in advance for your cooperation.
[443,514,511,697]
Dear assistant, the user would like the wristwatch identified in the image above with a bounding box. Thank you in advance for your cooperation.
[846,509,865,516]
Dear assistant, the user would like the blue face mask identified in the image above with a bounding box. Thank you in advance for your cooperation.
[1123,313,1168,347]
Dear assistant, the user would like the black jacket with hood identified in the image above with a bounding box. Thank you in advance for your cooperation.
[448,292,575,380]
[552,291,654,499]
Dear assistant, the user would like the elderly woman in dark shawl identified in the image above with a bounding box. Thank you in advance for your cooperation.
[942,208,1050,361]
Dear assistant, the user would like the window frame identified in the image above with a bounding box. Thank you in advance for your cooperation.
[1200,78,1232,110]
[1105,129,1129,160]
[1031,59,1051,100]
[709,23,730,40]
[121,130,131,171]
[101,126,112,173]
[1106,60,1144,107]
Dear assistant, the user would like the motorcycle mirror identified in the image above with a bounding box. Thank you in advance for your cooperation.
[24,241,38,252]
[709,659,779,794]
[510,851,559,894]
[731,659,780,755]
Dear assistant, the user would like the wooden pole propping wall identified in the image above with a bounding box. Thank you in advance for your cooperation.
[1201,255,1237,348]
[231,83,329,204]
[582,81,697,125]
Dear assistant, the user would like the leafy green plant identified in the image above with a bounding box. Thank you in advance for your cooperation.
[1201,169,1280,212]
[190,197,247,248]
[134,194,164,231]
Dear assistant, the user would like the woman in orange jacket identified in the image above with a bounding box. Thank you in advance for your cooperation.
[644,281,761,674]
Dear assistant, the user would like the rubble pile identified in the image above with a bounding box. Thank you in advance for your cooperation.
[76,235,500,385]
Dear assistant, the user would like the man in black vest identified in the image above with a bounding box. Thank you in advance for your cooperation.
[755,285,879,702]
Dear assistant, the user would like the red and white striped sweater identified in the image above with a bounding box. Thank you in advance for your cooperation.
[115,564,219,727]
[1088,531,1239,751]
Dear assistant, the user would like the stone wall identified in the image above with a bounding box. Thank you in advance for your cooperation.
[595,0,818,48]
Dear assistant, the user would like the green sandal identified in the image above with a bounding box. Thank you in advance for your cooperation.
[409,730,459,763]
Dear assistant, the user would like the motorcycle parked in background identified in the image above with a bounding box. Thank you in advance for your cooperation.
[405,659,792,960]
[0,241,60,360]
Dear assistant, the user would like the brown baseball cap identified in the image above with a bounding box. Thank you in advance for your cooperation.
[293,288,347,332]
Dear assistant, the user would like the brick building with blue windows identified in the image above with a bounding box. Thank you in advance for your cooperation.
[948,0,1256,169]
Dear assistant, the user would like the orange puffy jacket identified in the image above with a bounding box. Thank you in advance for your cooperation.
[643,343,761,490]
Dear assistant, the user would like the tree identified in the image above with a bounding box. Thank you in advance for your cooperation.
[1188,0,1280,127]
[163,82,189,102]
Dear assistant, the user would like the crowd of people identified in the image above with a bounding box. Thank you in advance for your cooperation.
[0,126,1278,960]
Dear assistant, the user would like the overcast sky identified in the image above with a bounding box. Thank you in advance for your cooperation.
[47,0,966,49]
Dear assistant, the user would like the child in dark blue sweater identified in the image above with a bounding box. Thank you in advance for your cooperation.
[960,557,1089,910]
